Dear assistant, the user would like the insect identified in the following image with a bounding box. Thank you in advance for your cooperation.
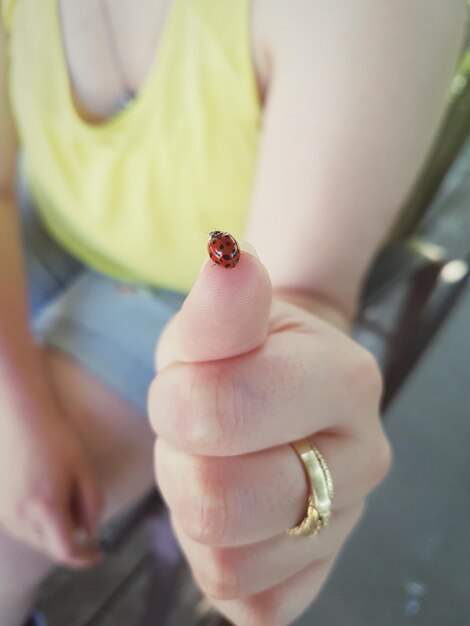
[207,230,241,269]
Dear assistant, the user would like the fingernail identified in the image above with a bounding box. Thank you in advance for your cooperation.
[199,256,211,275]
[73,528,89,546]
[239,240,260,259]
[74,527,98,548]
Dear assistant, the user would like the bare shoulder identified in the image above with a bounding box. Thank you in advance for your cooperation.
[253,0,468,53]
[251,0,311,97]
[251,0,348,100]
[252,0,314,50]
[251,0,467,97]
[251,0,324,78]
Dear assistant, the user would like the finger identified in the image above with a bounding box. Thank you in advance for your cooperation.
[155,431,388,547]
[171,505,363,600]
[32,502,101,568]
[213,557,336,626]
[23,518,48,555]
[73,468,103,539]
[149,329,374,456]
[156,241,272,368]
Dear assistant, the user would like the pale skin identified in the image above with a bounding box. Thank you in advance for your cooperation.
[0,1,466,625]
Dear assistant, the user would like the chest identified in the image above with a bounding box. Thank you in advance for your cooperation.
[58,0,266,125]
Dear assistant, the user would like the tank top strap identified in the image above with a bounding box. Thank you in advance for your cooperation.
[179,0,257,107]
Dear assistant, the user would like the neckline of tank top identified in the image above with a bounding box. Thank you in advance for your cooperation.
[52,0,177,134]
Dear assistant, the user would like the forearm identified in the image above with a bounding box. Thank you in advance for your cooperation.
[0,195,55,422]
[247,0,467,318]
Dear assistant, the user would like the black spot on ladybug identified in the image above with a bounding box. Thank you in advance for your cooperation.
[225,263,231,268]
[219,244,224,249]
[209,252,213,258]
[222,254,230,260]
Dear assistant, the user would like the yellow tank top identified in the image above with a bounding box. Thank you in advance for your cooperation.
[3,0,261,293]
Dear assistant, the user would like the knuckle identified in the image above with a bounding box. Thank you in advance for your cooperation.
[213,595,286,626]
[4,499,37,540]
[12,492,55,526]
[2,507,26,539]
[197,547,241,600]
[252,595,286,626]
[54,545,75,565]
[343,344,383,403]
[358,347,384,399]
[147,376,159,432]
[344,504,367,539]
[10,498,28,525]
[366,436,393,488]
[33,493,58,518]
[353,502,367,525]
[178,362,240,454]
[181,458,230,545]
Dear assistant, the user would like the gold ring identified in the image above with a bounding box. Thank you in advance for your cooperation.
[287,439,334,537]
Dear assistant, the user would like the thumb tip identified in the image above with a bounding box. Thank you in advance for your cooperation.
[238,239,260,260]
[199,239,261,275]
[176,238,271,362]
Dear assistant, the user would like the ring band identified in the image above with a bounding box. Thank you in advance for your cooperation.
[287,439,334,537]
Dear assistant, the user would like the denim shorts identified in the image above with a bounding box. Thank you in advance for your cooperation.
[19,186,188,415]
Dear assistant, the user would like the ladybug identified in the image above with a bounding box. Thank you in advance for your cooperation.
[207,230,240,269]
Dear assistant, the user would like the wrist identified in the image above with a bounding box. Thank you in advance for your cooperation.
[273,287,355,334]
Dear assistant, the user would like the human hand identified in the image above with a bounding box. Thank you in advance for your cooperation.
[0,399,103,568]
[149,243,391,626]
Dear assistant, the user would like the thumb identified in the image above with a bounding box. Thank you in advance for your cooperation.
[159,239,272,366]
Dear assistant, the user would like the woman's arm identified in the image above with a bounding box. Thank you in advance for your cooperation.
[0,22,103,567]
[0,14,17,190]
[152,7,465,622]
[0,19,55,417]
[247,0,467,327]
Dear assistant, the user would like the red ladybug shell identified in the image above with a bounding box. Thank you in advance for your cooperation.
[207,231,240,269]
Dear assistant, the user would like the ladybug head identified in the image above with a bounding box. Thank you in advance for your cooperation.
[209,230,223,238]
